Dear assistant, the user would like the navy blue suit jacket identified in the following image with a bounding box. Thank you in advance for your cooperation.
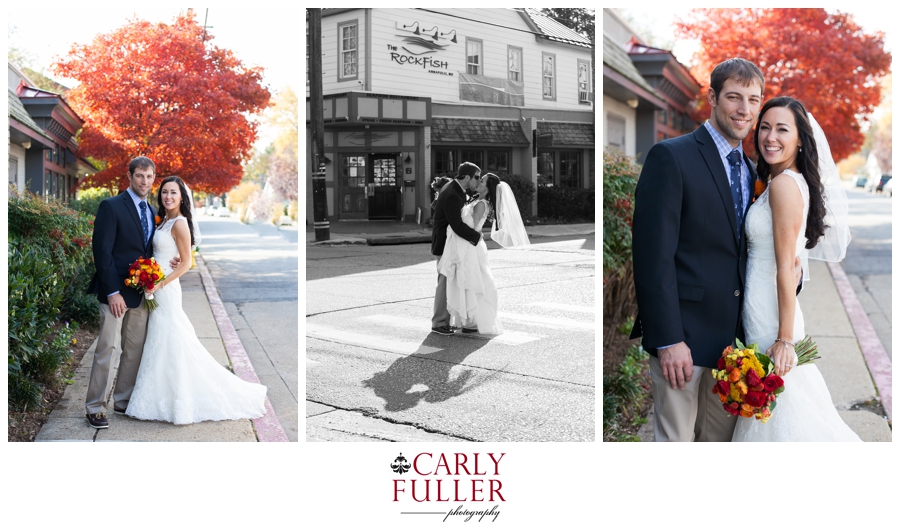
[630,125,760,368]
[431,180,481,256]
[87,191,157,308]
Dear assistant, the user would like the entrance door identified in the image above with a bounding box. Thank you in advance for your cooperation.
[369,154,399,220]
[339,154,367,219]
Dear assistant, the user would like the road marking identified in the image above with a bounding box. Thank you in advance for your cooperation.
[307,323,442,355]
[498,312,595,330]
[360,315,543,345]
[526,302,595,314]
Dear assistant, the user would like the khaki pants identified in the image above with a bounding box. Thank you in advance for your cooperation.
[85,302,150,414]
[432,257,450,328]
[649,355,737,442]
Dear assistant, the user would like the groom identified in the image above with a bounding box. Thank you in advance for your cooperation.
[84,156,158,428]
[430,161,482,336]
[630,59,766,442]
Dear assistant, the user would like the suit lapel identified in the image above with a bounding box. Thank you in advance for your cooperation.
[121,191,152,253]
[695,127,740,247]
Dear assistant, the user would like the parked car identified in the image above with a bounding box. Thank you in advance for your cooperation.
[881,178,893,197]
[875,175,892,193]
[854,176,868,188]
[216,206,231,217]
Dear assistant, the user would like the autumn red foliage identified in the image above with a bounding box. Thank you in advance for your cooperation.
[676,8,891,161]
[53,12,270,193]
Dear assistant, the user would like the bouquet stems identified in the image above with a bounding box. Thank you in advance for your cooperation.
[795,335,820,366]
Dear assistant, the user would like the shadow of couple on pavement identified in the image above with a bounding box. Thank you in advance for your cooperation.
[362,333,501,412]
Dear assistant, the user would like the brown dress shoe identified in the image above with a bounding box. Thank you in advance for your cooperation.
[86,412,109,429]
[431,325,454,336]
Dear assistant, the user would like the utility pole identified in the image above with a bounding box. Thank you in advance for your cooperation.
[309,9,329,241]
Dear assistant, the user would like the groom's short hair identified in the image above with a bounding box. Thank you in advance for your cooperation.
[128,156,156,176]
[710,58,765,100]
[457,162,480,179]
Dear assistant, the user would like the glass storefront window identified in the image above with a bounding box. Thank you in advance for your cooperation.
[559,152,579,188]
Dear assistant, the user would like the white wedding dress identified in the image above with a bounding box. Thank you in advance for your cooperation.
[126,217,267,425]
[437,200,503,334]
[733,170,861,442]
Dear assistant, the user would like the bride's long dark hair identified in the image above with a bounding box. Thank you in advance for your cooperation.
[481,173,501,228]
[156,176,196,246]
[753,97,827,249]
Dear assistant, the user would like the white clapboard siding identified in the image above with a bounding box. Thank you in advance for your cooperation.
[318,8,592,110]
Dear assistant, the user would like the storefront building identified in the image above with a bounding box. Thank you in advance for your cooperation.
[8,63,95,201]
[306,8,594,223]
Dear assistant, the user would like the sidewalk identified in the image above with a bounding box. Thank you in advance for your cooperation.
[306,219,595,246]
[638,260,893,442]
[35,255,288,442]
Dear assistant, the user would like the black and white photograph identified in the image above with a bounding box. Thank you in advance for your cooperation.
[305,8,596,443]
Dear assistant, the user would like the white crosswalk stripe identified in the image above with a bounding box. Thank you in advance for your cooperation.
[497,311,595,330]
[307,323,442,355]
[359,315,544,345]
[526,302,595,314]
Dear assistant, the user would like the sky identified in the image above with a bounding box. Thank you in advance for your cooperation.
[7,6,301,148]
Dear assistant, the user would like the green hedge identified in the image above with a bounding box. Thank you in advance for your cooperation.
[71,186,112,217]
[536,185,595,221]
[8,187,96,408]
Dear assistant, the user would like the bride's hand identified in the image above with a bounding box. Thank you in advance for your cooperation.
[767,340,796,376]
[147,281,163,295]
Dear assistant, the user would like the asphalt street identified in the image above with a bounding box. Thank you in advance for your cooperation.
[841,185,892,360]
[306,234,596,441]
[197,214,300,440]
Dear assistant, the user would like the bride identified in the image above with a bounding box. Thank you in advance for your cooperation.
[733,97,860,442]
[438,173,530,335]
[125,176,267,425]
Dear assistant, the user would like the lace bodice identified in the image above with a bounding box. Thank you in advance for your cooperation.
[461,200,490,232]
[152,216,186,275]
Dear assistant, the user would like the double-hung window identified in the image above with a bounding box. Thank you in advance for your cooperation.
[508,46,522,82]
[466,38,483,75]
[542,53,556,100]
[338,21,358,81]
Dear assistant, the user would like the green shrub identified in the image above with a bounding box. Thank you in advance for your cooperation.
[537,185,595,221]
[602,343,650,442]
[602,148,639,276]
[8,188,97,409]
[71,186,113,217]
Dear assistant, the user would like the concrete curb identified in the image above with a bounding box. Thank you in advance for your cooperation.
[197,255,290,441]
[828,262,893,420]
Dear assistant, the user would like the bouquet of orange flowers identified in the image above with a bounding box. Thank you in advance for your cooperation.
[711,336,822,422]
[125,257,166,311]
[711,339,785,423]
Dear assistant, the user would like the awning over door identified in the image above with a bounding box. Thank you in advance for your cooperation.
[431,118,530,145]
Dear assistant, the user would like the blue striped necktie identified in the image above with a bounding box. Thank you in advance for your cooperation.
[139,201,150,247]
[726,149,744,237]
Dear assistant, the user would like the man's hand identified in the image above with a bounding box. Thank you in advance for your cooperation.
[169,255,182,270]
[471,233,482,246]
[108,293,127,319]
[793,255,803,286]
[658,342,694,390]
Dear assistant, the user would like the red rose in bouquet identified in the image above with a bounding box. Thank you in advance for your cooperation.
[124,257,166,311]
[763,374,784,393]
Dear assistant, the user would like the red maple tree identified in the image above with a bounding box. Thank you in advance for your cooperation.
[53,12,270,193]
[676,8,891,161]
